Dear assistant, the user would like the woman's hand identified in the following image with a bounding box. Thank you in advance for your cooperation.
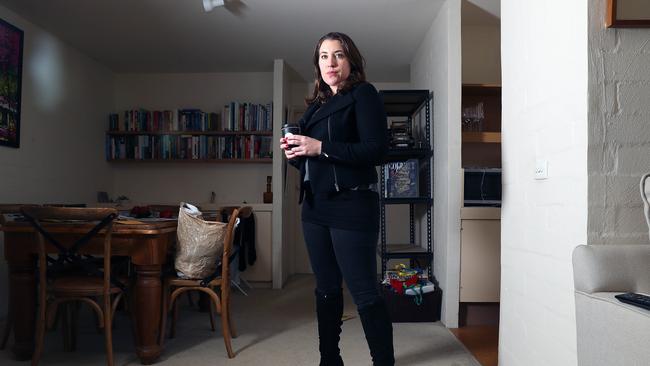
[286,134,321,156]
[280,136,299,159]
[284,134,322,157]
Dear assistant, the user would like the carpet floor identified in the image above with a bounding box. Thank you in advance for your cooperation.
[0,275,479,366]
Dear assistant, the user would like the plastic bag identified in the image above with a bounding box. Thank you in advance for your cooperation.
[175,202,227,279]
[384,264,420,295]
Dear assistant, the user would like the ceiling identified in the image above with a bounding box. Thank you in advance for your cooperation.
[0,0,499,82]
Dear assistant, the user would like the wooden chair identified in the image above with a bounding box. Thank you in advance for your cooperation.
[21,206,125,366]
[0,204,40,350]
[159,206,252,358]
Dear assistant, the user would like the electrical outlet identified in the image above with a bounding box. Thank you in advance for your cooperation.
[535,159,548,180]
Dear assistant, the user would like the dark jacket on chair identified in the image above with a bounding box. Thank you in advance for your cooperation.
[235,214,256,271]
[290,82,388,202]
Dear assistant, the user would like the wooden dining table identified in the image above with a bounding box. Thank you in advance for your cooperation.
[1,219,177,365]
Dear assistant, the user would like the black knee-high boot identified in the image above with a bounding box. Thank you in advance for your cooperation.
[358,298,395,366]
[315,289,344,366]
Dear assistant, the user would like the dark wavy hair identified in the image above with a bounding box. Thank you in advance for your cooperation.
[306,32,366,105]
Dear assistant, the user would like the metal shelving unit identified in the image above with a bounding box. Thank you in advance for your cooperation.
[379,90,434,282]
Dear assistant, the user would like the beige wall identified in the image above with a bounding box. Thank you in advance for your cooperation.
[112,72,274,206]
[0,5,115,315]
[462,25,501,84]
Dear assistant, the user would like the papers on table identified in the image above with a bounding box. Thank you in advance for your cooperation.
[116,215,177,225]
[1,213,25,223]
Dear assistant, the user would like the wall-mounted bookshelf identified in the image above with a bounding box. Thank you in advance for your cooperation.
[107,131,273,136]
[106,103,273,162]
[107,158,271,164]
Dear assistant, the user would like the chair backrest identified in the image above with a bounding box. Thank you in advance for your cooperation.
[641,173,650,241]
[20,206,119,293]
[219,206,252,287]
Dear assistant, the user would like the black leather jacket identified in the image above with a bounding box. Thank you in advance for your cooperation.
[290,82,388,202]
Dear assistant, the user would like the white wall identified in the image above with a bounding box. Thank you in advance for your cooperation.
[411,0,463,327]
[0,5,114,316]
[500,0,588,365]
[112,72,273,205]
[272,60,287,288]
[588,0,650,245]
[462,25,501,84]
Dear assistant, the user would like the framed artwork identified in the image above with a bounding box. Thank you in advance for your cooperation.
[607,0,650,28]
[0,18,23,148]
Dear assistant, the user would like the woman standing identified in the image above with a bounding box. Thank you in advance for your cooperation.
[280,32,394,366]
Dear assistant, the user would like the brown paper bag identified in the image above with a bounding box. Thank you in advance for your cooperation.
[175,203,226,279]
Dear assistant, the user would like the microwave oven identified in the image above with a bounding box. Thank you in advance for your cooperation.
[463,168,502,207]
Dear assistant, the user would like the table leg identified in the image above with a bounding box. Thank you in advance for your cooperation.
[134,264,162,365]
[8,259,36,360]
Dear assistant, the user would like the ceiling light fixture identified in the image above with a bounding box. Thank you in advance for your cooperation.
[203,0,225,12]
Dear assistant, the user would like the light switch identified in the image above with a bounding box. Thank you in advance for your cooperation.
[535,159,548,180]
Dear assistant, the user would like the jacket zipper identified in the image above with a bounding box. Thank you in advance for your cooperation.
[327,116,340,192]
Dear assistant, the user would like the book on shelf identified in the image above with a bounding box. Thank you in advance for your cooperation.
[106,134,273,161]
[108,102,272,134]
[109,109,181,132]
[222,101,273,132]
[384,159,419,198]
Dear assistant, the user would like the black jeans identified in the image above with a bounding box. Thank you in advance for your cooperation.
[302,221,381,309]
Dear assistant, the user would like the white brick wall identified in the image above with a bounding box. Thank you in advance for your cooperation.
[500,0,588,365]
[588,0,650,244]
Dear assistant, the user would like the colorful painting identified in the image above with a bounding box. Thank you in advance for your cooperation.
[0,18,23,148]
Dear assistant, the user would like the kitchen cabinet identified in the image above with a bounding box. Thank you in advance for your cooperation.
[460,207,500,302]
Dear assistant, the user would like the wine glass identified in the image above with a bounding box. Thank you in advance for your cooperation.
[475,102,484,132]
[462,106,475,132]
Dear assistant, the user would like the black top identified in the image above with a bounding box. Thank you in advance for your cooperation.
[290,82,388,231]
